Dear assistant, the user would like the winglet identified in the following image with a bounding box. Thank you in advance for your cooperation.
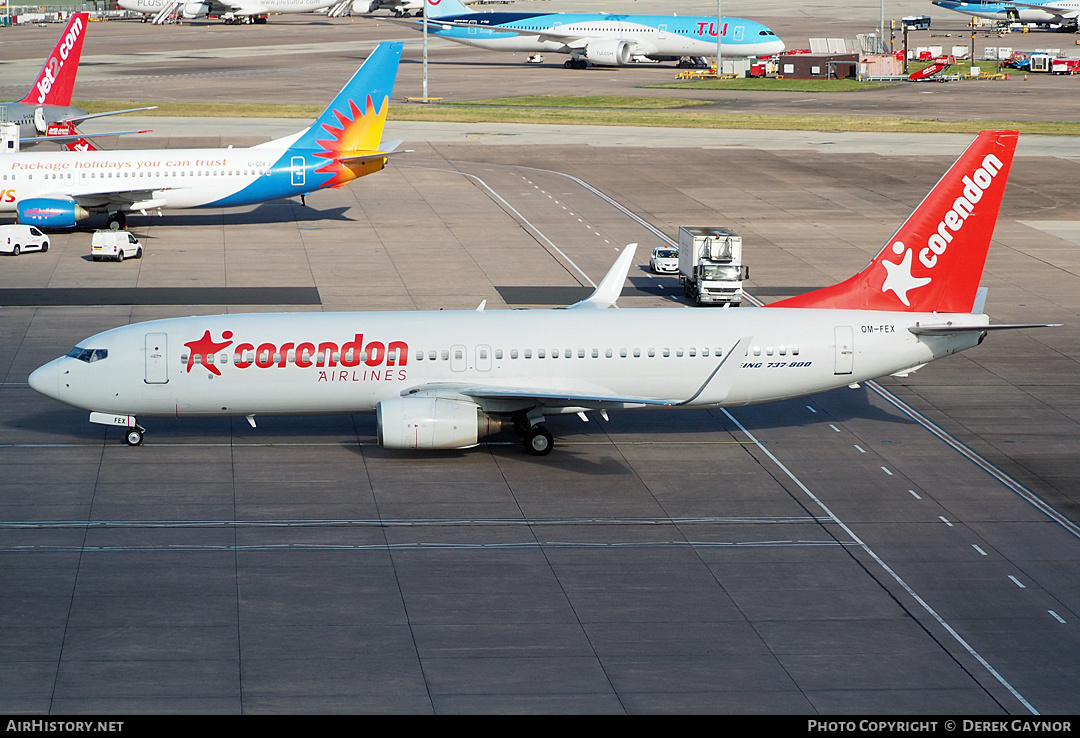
[568,244,638,310]
[20,12,88,107]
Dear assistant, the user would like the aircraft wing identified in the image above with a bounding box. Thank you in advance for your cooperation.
[999,1,1080,19]
[70,188,172,209]
[402,382,677,413]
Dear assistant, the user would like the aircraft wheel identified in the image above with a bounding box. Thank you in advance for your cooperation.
[523,425,554,456]
[107,212,126,231]
[564,60,573,69]
[125,428,144,446]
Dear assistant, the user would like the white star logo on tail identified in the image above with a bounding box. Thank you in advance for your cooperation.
[881,242,931,307]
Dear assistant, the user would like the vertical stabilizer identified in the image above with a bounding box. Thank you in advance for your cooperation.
[20,12,88,107]
[769,130,1018,313]
[425,0,472,18]
[290,42,402,155]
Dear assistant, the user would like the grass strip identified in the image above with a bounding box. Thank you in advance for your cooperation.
[73,99,1080,136]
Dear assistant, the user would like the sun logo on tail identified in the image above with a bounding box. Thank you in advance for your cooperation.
[313,94,389,188]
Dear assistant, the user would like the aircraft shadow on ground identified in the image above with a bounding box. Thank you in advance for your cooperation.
[11,390,912,461]
[66,204,354,231]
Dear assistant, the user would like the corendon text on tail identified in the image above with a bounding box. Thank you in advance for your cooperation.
[27,131,1057,456]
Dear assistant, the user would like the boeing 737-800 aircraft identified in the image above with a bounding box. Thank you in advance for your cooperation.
[933,0,1080,28]
[28,131,1054,455]
[1,42,402,230]
[392,0,784,68]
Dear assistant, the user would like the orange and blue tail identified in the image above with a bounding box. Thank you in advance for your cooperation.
[768,130,1018,313]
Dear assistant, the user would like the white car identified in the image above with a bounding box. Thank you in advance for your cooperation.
[91,230,143,262]
[650,245,679,273]
[0,224,50,256]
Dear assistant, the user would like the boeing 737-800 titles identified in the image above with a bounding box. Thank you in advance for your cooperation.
[1,42,402,230]
[27,131,1055,456]
[391,0,784,68]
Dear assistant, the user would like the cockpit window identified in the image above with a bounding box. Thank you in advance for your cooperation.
[66,347,108,363]
[760,30,776,36]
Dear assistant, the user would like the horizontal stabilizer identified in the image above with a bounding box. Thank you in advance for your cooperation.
[60,106,159,125]
[909,323,1060,335]
[336,150,400,165]
[23,129,152,145]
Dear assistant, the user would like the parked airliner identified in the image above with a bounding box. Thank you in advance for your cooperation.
[117,0,337,23]
[2,13,155,148]
[1,42,402,230]
[390,0,784,68]
[28,131,1055,455]
[932,0,1080,28]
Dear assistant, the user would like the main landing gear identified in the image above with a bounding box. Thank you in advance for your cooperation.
[107,211,126,231]
[513,413,554,456]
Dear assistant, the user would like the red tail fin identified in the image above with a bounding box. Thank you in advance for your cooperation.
[19,13,88,107]
[768,130,1018,313]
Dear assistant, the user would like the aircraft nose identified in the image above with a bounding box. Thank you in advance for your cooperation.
[28,360,60,400]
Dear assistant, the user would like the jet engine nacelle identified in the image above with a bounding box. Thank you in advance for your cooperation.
[352,0,380,13]
[17,198,89,229]
[182,2,210,18]
[376,396,505,450]
[584,39,632,66]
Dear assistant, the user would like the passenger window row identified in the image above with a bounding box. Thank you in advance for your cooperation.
[180,348,404,366]
[412,347,723,361]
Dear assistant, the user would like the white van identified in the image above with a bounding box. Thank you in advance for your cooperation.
[0,224,50,256]
[91,230,143,262]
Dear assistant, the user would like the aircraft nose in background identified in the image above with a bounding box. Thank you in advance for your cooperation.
[28,361,60,400]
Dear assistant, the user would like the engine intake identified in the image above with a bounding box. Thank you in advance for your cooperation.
[585,39,632,66]
[377,396,505,450]
[183,2,210,18]
[17,198,89,229]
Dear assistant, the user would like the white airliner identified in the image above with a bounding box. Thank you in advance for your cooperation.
[1,42,401,231]
[28,131,1054,456]
[932,0,1080,28]
[117,0,338,23]
[390,0,784,68]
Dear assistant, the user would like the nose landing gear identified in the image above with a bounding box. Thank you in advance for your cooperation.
[88,413,146,446]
